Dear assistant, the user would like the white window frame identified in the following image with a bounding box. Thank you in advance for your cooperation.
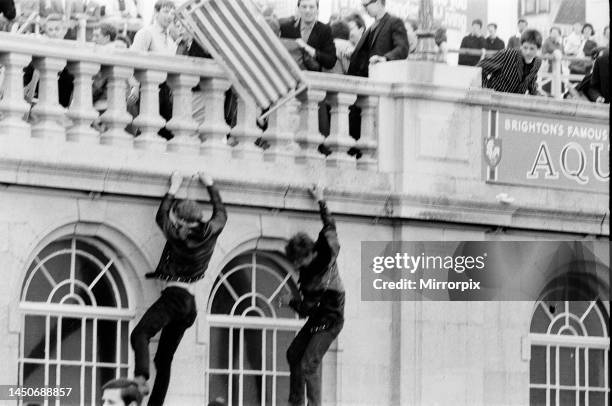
[529,301,609,406]
[206,251,304,406]
[18,237,135,406]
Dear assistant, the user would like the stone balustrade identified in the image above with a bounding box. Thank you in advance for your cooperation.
[0,33,608,235]
[0,33,384,171]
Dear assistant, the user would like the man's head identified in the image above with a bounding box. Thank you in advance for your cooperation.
[92,23,117,45]
[285,232,316,269]
[102,379,142,406]
[549,26,561,40]
[487,23,497,37]
[471,19,482,35]
[520,29,542,63]
[361,0,385,19]
[297,0,318,24]
[572,22,582,34]
[170,199,203,240]
[517,19,528,33]
[154,0,175,30]
[331,21,350,40]
[43,14,68,39]
[345,12,365,45]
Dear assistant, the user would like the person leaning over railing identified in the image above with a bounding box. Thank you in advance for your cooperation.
[586,48,609,103]
[477,29,544,96]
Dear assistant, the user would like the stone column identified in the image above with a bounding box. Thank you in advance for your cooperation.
[230,93,263,161]
[325,92,357,168]
[166,73,200,154]
[99,66,135,147]
[30,57,67,140]
[355,95,379,171]
[66,61,101,143]
[198,78,232,159]
[262,103,298,164]
[295,89,327,165]
[0,53,32,138]
[132,70,167,151]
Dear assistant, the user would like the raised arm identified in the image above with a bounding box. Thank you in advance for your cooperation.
[155,172,183,237]
[308,186,339,267]
[199,172,227,234]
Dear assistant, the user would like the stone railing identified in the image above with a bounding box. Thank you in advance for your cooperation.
[0,33,386,171]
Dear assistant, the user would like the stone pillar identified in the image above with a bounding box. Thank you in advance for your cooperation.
[325,92,357,168]
[198,78,232,159]
[132,70,167,151]
[295,89,327,165]
[0,53,32,138]
[30,57,67,140]
[166,73,200,154]
[66,61,101,143]
[99,66,135,147]
[262,103,298,164]
[355,95,379,171]
[230,94,263,161]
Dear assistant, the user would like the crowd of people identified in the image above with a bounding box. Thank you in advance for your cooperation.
[0,0,608,131]
[456,17,609,101]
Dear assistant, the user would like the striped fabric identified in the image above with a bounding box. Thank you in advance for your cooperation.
[478,48,542,95]
[177,0,307,115]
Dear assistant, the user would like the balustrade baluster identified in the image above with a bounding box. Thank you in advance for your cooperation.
[30,57,67,140]
[133,70,167,151]
[261,103,298,164]
[197,78,231,159]
[230,93,263,161]
[166,73,200,154]
[325,92,357,168]
[355,95,379,171]
[66,61,100,143]
[99,66,134,147]
[295,89,327,165]
[0,53,31,138]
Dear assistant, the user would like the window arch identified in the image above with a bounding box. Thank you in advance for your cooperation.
[19,236,134,405]
[529,299,610,406]
[207,250,303,406]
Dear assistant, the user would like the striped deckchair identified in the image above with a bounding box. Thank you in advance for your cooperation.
[176,0,308,119]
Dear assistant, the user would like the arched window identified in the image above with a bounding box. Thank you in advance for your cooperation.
[207,250,303,406]
[529,299,610,406]
[19,237,134,405]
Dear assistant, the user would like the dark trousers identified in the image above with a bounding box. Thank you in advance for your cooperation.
[286,318,343,406]
[130,287,197,406]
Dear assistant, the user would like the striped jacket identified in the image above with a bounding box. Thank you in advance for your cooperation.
[478,48,541,95]
[147,186,227,283]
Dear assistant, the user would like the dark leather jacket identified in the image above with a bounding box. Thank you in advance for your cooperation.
[147,186,227,283]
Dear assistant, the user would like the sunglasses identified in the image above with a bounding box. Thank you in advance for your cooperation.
[362,0,377,8]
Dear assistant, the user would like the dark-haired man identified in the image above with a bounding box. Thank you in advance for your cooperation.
[281,185,344,406]
[507,19,528,49]
[280,0,336,71]
[484,23,505,51]
[130,171,227,406]
[347,0,409,77]
[458,19,486,66]
[478,29,544,95]
[102,379,143,406]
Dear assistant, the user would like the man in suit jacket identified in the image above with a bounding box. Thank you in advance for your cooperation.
[0,0,15,20]
[347,0,409,77]
[279,0,336,71]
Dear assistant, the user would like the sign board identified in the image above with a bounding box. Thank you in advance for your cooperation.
[483,110,609,193]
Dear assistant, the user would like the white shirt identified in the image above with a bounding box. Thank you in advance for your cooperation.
[131,20,177,55]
